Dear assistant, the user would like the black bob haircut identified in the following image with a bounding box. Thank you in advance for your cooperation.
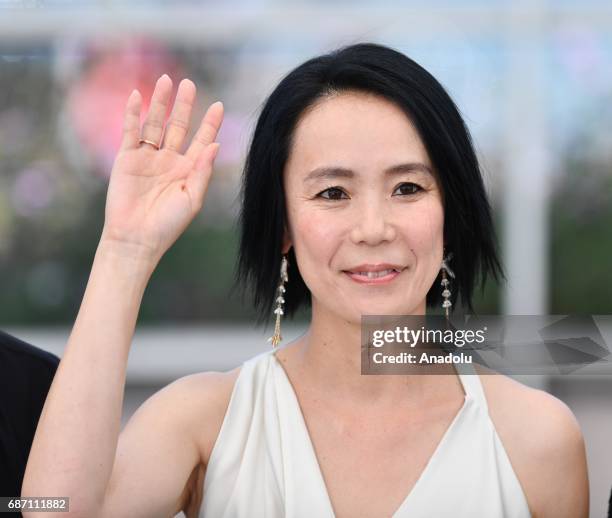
[233,42,505,327]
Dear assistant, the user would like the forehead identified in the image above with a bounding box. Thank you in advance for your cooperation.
[285,91,432,176]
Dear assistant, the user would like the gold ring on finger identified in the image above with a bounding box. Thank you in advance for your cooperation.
[139,138,161,150]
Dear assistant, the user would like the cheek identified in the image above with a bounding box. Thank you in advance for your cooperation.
[288,209,346,287]
[414,200,445,287]
[410,197,444,247]
[292,210,338,254]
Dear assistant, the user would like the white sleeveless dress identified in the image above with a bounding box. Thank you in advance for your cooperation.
[199,349,532,517]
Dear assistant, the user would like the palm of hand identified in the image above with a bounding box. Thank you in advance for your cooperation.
[105,149,199,256]
[101,74,223,262]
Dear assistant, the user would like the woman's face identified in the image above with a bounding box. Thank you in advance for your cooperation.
[282,91,445,324]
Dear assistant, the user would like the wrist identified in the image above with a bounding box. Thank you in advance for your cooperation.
[95,238,159,281]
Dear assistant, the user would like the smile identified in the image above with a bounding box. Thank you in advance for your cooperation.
[343,268,403,284]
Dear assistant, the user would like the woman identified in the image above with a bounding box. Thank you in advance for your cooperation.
[23,43,588,518]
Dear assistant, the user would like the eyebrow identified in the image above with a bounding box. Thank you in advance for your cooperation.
[303,162,434,184]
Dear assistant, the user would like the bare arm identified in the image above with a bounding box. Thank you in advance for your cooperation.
[531,391,589,518]
[500,384,590,518]
[21,242,151,516]
[477,367,589,518]
[22,75,224,518]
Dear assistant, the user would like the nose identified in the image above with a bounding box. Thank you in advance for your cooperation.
[349,198,396,245]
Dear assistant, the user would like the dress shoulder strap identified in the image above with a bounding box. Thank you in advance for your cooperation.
[454,360,490,414]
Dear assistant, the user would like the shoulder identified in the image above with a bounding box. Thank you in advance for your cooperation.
[473,363,585,454]
[473,364,589,518]
[165,365,243,463]
[100,366,243,518]
[0,329,60,371]
[0,331,59,417]
[144,365,243,516]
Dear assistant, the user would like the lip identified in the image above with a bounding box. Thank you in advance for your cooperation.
[342,263,405,285]
[344,263,404,273]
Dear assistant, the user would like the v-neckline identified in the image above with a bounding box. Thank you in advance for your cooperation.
[270,351,471,517]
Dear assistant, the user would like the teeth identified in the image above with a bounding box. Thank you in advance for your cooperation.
[354,269,395,278]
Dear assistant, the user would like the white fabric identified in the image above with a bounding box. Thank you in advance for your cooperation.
[199,349,532,517]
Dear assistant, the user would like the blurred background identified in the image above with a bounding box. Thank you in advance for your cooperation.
[0,1,611,516]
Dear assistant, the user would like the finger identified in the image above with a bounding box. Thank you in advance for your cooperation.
[119,89,142,151]
[185,101,224,163]
[141,74,173,147]
[161,78,196,152]
[185,142,221,212]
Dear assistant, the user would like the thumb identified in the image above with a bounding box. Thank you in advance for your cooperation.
[186,142,221,209]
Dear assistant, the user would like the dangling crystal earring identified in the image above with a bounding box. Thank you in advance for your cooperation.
[440,250,455,318]
[268,254,289,349]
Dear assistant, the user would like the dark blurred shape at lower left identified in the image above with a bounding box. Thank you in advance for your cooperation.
[0,329,59,516]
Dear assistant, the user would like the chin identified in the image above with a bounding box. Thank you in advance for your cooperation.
[351,303,409,318]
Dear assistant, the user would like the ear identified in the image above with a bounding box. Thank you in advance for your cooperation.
[281,225,292,255]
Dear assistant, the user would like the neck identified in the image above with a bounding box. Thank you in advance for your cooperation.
[281,298,459,407]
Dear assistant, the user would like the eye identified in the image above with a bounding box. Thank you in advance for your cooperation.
[317,186,349,200]
[316,182,423,200]
[393,182,423,196]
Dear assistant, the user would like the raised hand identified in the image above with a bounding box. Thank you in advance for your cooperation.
[101,74,224,264]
